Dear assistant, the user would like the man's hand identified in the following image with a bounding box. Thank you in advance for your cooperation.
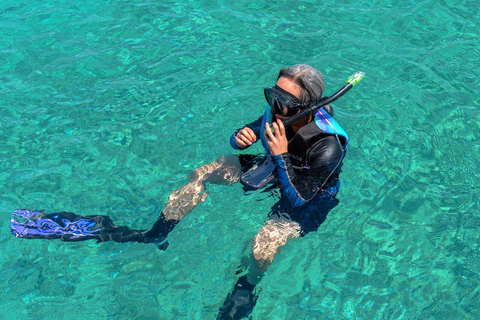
[235,127,257,149]
[264,120,288,156]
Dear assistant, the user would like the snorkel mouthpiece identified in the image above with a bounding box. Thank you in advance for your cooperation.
[346,71,365,87]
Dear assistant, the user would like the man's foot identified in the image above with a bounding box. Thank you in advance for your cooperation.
[217,276,258,320]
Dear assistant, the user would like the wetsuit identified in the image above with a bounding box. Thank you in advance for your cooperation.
[231,107,348,235]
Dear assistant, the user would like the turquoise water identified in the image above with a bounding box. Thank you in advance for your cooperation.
[1,0,479,319]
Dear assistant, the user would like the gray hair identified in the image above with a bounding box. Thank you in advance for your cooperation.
[278,64,334,116]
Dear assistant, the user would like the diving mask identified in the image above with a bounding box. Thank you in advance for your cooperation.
[264,85,304,117]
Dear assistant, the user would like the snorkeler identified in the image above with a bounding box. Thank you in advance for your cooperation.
[10,64,361,320]
[216,65,353,319]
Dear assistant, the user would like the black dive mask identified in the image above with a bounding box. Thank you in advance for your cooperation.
[264,85,304,117]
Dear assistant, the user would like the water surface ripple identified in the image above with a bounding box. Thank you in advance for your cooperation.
[1,0,479,319]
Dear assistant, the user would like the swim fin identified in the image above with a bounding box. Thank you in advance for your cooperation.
[217,276,258,320]
[10,209,177,245]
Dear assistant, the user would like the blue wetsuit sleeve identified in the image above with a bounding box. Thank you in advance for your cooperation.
[230,134,243,150]
[230,116,263,150]
[272,136,344,207]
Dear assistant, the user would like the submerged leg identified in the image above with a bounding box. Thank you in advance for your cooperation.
[249,215,302,282]
[161,155,242,221]
[216,216,301,319]
[144,155,242,248]
[10,156,243,245]
[217,195,339,318]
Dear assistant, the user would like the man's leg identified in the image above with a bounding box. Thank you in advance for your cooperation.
[217,215,301,320]
[160,155,241,221]
[10,156,243,245]
[143,155,242,245]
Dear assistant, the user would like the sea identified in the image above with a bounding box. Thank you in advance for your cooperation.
[0,0,479,319]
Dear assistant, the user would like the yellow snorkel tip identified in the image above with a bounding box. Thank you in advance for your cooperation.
[346,71,365,87]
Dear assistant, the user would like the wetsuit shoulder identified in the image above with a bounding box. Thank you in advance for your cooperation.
[307,134,344,171]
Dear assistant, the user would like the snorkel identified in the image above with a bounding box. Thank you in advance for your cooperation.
[280,71,365,127]
[241,71,365,190]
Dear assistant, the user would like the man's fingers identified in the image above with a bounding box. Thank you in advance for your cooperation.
[272,122,280,136]
[242,127,256,142]
[236,135,252,147]
[276,119,285,137]
[264,122,275,141]
[236,128,256,144]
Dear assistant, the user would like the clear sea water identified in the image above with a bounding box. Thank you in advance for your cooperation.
[1,0,479,319]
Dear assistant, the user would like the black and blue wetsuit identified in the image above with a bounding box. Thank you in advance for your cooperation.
[231,107,348,235]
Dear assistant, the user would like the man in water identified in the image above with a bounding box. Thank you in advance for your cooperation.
[11,64,348,320]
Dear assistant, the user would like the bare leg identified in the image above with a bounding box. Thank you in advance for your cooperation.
[217,215,301,319]
[247,215,302,284]
[162,155,242,221]
[10,156,243,245]
[143,155,243,246]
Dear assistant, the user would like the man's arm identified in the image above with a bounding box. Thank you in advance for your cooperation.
[230,116,262,150]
